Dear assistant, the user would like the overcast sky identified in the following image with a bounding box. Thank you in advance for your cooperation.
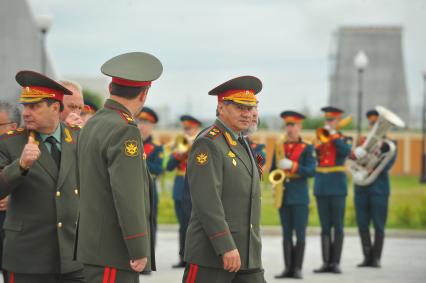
[29,0,426,120]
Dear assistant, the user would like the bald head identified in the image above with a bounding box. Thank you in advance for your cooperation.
[60,80,84,121]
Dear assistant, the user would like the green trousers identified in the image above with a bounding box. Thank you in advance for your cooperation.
[182,264,266,283]
[7,269,85,283]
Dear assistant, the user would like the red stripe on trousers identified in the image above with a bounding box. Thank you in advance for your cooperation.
[9,272,14,283]
[189,264,199,283]
[109,268,117,283]
[185,264,194,283]
[102,267,111,283]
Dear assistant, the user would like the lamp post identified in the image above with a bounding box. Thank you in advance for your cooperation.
[420,70,426,183]
[36,15,52,75]
[354,51,369,143]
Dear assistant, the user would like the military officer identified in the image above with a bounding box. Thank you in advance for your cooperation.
[0,101,21,283]
[183,76,266,283]
[0,71,84,282]
[81,91,103,124]
[77,52,162,283]
[313,106,352,274]
[272,111,316,279]
[245,108,266,167]
[353,110,397,268]
[166,115,201,268]
[136,106,164,247]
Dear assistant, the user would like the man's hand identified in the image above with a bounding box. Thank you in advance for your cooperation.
[0,197,8,211]
[19,135,40,170]
[223,249,241,272]
[65,112,84,128]
[130,257,148,272]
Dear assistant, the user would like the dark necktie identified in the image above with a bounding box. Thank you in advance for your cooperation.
[46,136,61,168]
[238,136,251,157]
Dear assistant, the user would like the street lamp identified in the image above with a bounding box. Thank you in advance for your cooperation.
[354,50,369,143]
[420,69,426,183]
[36,15,52,75]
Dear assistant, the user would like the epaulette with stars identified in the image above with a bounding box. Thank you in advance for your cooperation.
[204,126,222,139]
[0,128,26,140]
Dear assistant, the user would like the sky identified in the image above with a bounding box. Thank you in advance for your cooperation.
[29,0,426,121]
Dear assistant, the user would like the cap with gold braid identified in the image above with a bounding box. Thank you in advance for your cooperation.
[16,70,72,104]
[137,107,159,124]
[180,115,201,127]
[208,76,262,106]
[321,106,344,119]
[280,110,305,124]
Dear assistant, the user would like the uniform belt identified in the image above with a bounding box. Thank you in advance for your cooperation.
[286,173,301,179]
[176,170,186,176]
[316,166,346,173]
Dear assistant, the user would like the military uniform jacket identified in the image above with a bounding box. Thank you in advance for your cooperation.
[184,119,262,270]
[314,132,351,196]
[0,124,82,274]
[354,138,397,196]
[271,138,316,205]
[144,136,164,177]
[76,99,155,271]
[166,148,188,201]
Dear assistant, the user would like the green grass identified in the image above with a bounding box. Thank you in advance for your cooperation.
[156,174,426,230]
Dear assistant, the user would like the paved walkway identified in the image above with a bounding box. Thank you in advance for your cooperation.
[141,227,426,283]
[1,227,424,283]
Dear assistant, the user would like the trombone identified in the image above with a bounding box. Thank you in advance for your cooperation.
[316,115,352,143]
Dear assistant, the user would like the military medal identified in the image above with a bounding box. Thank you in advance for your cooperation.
[232,158,237,166]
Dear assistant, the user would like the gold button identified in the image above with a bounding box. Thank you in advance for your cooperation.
[56,191,61,197]
[58,222,63,228]
[74,189,79,195]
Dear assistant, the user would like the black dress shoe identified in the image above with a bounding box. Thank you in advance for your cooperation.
[172,261,186,268]
[274,269,293,278]
[329,264,342,274]
[293,268,303,279]
[314,263,330,273]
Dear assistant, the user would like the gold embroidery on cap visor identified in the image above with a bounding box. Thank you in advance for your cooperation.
[196,152,208,165]
[222,90,257,106]
[124,140,140,157]
[19,87,56,103]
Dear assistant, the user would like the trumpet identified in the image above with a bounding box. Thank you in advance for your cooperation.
[174,134,190,154]
[316,115,352,143]
[269,169,286,208]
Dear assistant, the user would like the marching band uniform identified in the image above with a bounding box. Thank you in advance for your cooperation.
[314,107,352,274]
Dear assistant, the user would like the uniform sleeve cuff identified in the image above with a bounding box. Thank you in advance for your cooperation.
[124,233,149,260]
[210,231,237,256]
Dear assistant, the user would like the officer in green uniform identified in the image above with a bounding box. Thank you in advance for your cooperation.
[353,110,397,268]
[76,52,162,283]
[0,71,84,282]
[136,107,164,247]
[313,106,352,274]
[81,91,103,124]
[166,115,201,268]
[272,111,316,279]
[182,76,266,283]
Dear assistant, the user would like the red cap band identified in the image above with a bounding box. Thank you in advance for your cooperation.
[112,77,152,87]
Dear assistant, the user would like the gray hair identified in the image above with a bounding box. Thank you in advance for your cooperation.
[59,79,83,94]
[0,101,21,126]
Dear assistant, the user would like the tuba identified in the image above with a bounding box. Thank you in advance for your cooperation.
[269,136,286,208]
[349,106,405,186]
[316,115,352,143]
